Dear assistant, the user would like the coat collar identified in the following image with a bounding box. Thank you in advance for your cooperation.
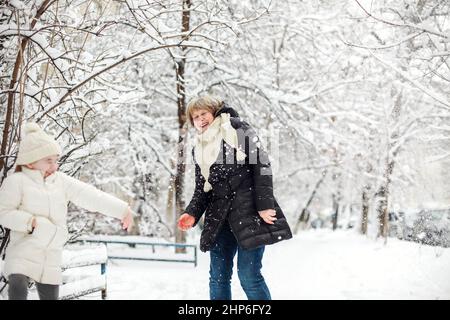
[21,166,57,184]
[214,104,240,118]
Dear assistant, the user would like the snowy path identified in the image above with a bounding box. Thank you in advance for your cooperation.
[3,229,448,300]
[88,229,450,300]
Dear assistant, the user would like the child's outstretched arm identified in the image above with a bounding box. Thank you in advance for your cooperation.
[0,175,35,233]
[60,173,133,232]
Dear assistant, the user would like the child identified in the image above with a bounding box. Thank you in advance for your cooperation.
[0,123,134,300]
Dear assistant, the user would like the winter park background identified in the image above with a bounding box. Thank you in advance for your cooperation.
[0,0,450,300]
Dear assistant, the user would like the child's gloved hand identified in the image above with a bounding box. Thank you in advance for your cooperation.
[121,207,134,232]
[178,213,195,231]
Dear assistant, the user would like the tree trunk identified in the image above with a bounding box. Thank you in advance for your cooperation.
[0,0,52,180]
[361,186,370,235]
[294,171,327,234]
[377,88,402,240]
[332,193,339,231]
[376,160,394,239]
[166,159,176,232]
[174,0,191,254]
[376,186,389,239]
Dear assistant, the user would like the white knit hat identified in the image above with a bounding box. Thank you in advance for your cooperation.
[15,123,62,165]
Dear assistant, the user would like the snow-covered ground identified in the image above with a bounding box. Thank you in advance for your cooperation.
[61,229,450,300]
[2,229,449,300]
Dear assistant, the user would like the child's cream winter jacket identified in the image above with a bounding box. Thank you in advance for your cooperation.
[0,167,128,285]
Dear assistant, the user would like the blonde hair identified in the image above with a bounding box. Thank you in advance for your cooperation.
[186,96,224,126]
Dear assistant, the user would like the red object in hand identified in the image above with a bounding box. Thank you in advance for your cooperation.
[178,213,195,230]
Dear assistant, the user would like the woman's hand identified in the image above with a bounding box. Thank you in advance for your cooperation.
[178,213,195,231]
[121,208,134,232]
[258,209,277,225]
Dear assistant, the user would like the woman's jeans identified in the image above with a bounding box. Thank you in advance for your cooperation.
[209,222,271,300]
[8,274,59,300]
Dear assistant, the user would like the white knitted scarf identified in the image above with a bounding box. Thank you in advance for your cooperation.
[195,113,247,192]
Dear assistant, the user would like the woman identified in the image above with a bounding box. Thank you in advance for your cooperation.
[178,96,292,300]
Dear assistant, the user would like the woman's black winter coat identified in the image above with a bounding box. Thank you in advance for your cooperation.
[185,106,292,252]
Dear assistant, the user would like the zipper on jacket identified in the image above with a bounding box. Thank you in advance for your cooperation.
[39,226,58,282]
[39,179,57,282]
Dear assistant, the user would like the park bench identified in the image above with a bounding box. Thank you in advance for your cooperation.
[59,244,108,300]
[0,244,108,300]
